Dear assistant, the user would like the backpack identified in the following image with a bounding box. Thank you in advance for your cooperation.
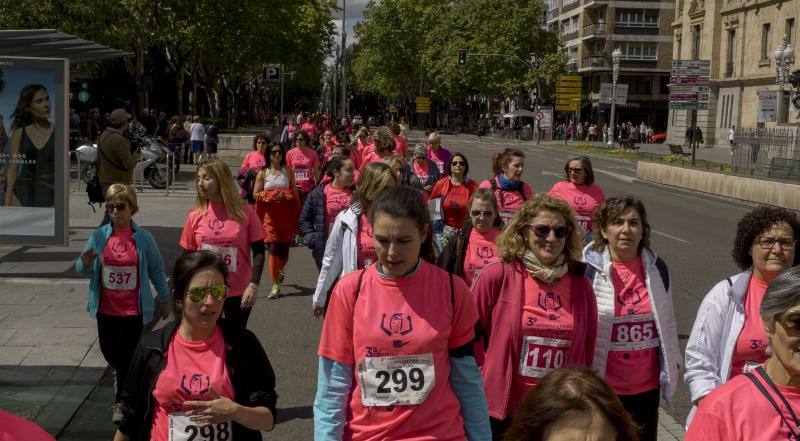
[489,178,528,208]
[237,167,260,203]
[206,125,219,144]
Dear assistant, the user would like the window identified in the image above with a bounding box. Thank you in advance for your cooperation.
[726,29,735,76]
[619,42,658,61]
[615,9,659,28]
[762,23,772,60]
[567,46,578,63]
[692,25,701,59]
[561,15,579,36]
[564,0,577,5]
[787,18,796,47]
[548,0,559,10]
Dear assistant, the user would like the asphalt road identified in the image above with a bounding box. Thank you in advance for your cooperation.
[60,133,757,439]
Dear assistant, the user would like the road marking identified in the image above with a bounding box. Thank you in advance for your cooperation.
[594,168,635,183]
[652,229,690,244]
[541,171,562,179]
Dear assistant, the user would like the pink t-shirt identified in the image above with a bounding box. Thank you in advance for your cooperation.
[510,272,576,412]
[99,227,140,316]
[547,181,606,232]
[179,203,265,296]
[478,178,535,223]
[686,372,800,441]
[241,151,266,170]
[0,410,56,441]
[323,184,352,232]
[427,147,451,174]
[150,328,235,441]
[286,146,321,193]
[730,276,770,378]
[462,228,500,287]
[356,213,376,269]
[301,122,317,140]
[318,262,478,441]
[359,151,385,171]
[358,140,375,160]
[391,135,409,158]
[605,257,661,395]
[412,160,431,185]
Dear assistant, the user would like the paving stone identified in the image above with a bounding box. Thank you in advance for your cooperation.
[0,366,50,384]
[79,341,106,369]
[0,346,32,365]
[0,304,49,317]
[0,261,74,274]
[0,314,55,329]
[39,366,79,386]
[0,328,18,345]
[0,292,36,305]
[22,345,89,367]
[38,309,94,328]
[7,327,96,347]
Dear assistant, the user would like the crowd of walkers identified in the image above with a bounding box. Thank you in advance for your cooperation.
[44,109,800,441]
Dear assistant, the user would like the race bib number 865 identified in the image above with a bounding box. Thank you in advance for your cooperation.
[358,353,435,406]
[168,413,232,441]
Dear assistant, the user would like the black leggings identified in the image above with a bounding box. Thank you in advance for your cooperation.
[96,313,143,402]
[490,417,512,441]
[223,295,252,336]
[619,387,660,441]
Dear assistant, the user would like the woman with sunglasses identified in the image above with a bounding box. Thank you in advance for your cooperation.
[429,153,478,239]
[113,251,277,441]
[180,159,266,333]
[479,148,534,225]
[300,156,356,270]
[685,206,800,423]
[252,143,301,299]
[548,156,605,233]
[437,188,502,287]
[285,130,321,203]
[76,184,171,424]
[314,186,491,440]
[471,194,596,439]
[582,196,681,441]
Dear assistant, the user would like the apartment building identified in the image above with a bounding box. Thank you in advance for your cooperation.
[668,0,800,148]
[546,0,675,129]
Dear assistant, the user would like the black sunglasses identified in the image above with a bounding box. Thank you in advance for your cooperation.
[107,203,128,212]
[270,150,283,155]
[528,224,570,239]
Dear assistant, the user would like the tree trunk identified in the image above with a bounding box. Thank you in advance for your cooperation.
[175,73,185,117]
[135,43,147,113]
[189,66,198,116]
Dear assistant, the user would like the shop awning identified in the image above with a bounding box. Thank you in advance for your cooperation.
[0,29,129,63]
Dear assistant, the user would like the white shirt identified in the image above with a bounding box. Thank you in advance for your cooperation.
[728,128,735,141]
[189,123,205,142]
[264,169,289,189]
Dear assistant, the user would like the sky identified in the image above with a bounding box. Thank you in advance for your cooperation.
[328,0,368,63]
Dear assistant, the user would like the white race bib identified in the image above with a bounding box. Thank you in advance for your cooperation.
[499,210,515,222]
[294,168,310,182]
[575,215,592,231]
[358,353,435,406]
[102,265,137,291]
[201,244,237,273]
[610,313,660,352]
[519,336,570,378]
[168,413,233,441]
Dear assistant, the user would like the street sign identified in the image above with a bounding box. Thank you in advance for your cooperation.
[540,108,553,129]
[78,91,90,103]
[558,75,582,83]
[669,59,710,109]
[534,112,543,121]
[669,101,709,110]
[599,83,628,105]
[669,85,710,94]
[671,60,711,68]
[262,64,281,84]
[555,104,580,111]
[416,96,431,113]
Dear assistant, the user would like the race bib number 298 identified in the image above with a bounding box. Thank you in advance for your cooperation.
[168,413,232,441]
[358,353,435,406]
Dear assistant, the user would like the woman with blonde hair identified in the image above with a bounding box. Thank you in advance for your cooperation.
[311,162,398,317]
[471,194,597,439]
[179,159,266,335]
[75,183,171,424]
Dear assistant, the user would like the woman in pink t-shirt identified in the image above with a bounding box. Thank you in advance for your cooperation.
[359,130,395,171]
[180,159,266,336]
[285,130,321,200]
[471,194,597,439]
[478,148,534,224]
[355,127,375,161]
[240,135,268,171]
[112,251,277,441]
[76,184,171,424]
[686,265,800,441]
[314,186,491,440]
[547,156,606,234]
[388,121,409,159]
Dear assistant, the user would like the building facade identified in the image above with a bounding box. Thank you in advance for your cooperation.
[668,0,800,148]
[546,0,675,130]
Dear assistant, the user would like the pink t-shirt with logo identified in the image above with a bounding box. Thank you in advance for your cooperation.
[510,272,575,412]
[605,257,661,395]
[478,178,535,223]
[286,146,321,193]
[323,184,352,232]
[301,122,317,140]
[318,261,478,441]
[391,135,409,158]
[547,181,606,232]
[730,276,770,378]
[412,160,430,185]
[356,213,376,269]
[358,140,375,161]
[686,372,800,441]
[99,227,140,316]
[427,147,452,175]
[241,150,266,170]
[150,328,235,441]
[179,203,265,296]
[359,150,385,172]
[462,228,500,287]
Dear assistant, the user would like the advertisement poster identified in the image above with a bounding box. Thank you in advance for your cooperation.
[757,91,777,123]
[0,57,68,245]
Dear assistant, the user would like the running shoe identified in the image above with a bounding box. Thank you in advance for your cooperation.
[277,269,285,285]
[112,402,123,424]
[268,284,282,299]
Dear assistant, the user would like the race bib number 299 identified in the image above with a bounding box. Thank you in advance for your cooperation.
[168,413,232,441]
[358,353,435,406]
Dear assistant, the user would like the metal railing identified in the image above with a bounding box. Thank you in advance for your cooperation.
[581,55,608,68]
[732,127,800,182]
[583,24,607,37]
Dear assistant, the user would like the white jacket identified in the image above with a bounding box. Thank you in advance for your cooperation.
[683,270,749,422]
[583,245,683,402]
[312,204,363,308]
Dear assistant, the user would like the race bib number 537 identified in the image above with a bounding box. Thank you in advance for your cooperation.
[358,353,435,406]
[102,265,137,291]
[168,413,232,441]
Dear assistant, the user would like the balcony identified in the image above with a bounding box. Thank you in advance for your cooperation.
[582,23,607,38]
[560,30,580,42]
[547,9,559,22]
[581,55,609,69]
[583,0,609,9]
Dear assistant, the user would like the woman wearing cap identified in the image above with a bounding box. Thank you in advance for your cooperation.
[429,153,478,238]
[479,148,535,225]
[426,131,451,175]
[686,265,800,440]
[685,206,800,422]
[113,251,277,441]
[300,156,356,270]
[180,159,266,333]
[410,143,441,199]
[75,184,171,424]
[548,156,606,234]
[285,130,321,204]
[311,162,398,317]
[471,194,596,439]
[582,196,682,441]
[314,186,491,440]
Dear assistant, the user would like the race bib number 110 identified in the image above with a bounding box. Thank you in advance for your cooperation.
[358,353,435,406]
[519,336,571,378]
[168,413,232,441]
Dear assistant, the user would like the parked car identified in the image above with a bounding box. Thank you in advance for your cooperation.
[651,133,667,143]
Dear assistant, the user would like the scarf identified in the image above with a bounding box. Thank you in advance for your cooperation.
[497,172,522,190]
[522,250,569,285]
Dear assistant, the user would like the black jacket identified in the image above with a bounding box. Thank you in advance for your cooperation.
[118,319,278,441]
[299,184,328,269]
[436,221,474,278]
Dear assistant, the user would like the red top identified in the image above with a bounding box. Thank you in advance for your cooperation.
[547,181,606,231]
[429,178,478,229]
[99,227,140,316]
[730,276,770,378]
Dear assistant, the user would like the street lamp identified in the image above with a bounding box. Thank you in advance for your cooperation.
[607,47,622,146]
[775,35,794,123]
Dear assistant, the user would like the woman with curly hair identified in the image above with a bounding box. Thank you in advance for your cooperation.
[684,205,800,424]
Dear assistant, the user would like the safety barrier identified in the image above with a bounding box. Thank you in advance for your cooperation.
[733,127,800,182]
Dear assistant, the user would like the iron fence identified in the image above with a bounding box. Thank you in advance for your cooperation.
[733,127,800,182]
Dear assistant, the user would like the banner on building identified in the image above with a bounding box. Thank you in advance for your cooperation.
[757,91,777,123]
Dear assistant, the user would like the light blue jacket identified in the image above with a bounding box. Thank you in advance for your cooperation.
[75,221,170,324]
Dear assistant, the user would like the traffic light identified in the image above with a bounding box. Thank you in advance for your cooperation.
[458,49,467,66]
